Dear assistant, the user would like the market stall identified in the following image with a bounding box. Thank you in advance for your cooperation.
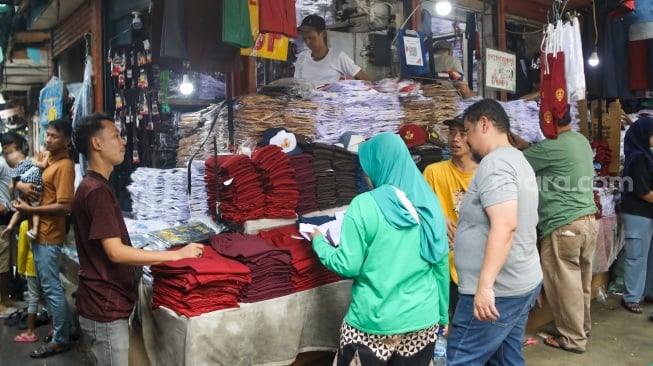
[136,280,352,366]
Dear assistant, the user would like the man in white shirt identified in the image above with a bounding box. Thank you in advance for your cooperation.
[432,40,474,98]
[294,14,369,86]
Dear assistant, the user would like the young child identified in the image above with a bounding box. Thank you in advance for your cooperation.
[13,220,51,343]
[0,150,49,240]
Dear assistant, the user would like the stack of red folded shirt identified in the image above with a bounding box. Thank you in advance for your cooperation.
[258,225,341,292]
[150,246,251,317]
[251,145,299,219]
[211,233,294,302]
[205,154,265,224]
[289,153,318,214]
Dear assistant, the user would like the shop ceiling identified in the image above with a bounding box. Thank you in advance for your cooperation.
[0,0,594,95]
[452,0,591,23]
[2,0,85,94]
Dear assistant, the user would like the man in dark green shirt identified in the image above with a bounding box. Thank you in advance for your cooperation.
[523,114,598,354]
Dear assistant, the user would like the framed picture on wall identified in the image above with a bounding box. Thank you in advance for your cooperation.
[485,48,516,93]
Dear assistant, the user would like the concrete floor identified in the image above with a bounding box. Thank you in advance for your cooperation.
[523,293,653,366]
[0,312,90,365]
[0,294,651,365]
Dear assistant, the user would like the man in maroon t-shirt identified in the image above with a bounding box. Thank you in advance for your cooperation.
[71,113,203,366]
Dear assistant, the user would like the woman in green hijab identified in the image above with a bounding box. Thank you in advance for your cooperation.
[311,133,449,365]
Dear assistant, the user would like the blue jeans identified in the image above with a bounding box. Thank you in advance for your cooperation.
[79,315,129,366]
[621,214,653,303]
[32,242,73,345]
[447,283,542,366]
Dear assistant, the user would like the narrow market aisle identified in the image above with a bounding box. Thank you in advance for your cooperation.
[0,315,90,365]
[2,294,650,365]
[523,294,653,365]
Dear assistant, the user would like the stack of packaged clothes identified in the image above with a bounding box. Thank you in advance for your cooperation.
[289,154,318,214]
[211,233,294,302]
[258,225,341,292]
[150,246,251,317]
[176,103,230,168]
[127,167,208,224]
[204,154,265,224]
[251,145,299,219]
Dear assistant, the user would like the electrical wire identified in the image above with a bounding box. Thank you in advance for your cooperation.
[391,3,422,45]
[592,0,598,46]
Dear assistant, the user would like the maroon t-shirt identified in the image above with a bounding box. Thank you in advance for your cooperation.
[73,171,136,322]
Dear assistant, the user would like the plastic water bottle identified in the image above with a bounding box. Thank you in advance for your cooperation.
[433,327,447,366]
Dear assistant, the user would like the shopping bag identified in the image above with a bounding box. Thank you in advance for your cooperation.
[251,33,289,61]
[241,0,260,55]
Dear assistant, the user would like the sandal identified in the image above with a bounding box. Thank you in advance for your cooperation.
[43,329,54,343]
[621,299,643,314]
[14,333,39,343]
[29,343,71,358]
[4,309,23,326]
[544,336,585,354]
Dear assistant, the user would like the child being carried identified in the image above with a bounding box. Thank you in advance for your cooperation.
[1,150,50,240]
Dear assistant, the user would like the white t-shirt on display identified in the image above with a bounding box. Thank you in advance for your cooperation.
[294,49,361,86]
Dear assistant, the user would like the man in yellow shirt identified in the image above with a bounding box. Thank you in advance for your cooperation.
[423,116,477,315]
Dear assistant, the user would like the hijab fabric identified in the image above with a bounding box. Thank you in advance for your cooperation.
[358,133,448,264]
[622,116,653,179]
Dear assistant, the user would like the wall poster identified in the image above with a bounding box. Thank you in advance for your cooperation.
[485,48,516,93]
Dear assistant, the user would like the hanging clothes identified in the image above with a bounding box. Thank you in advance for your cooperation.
[608,0,636,18]
[222,0,254,49]
[259,0,297,39]
[539,22,567,139]
[562,18,586,103]
[159,0,188,60]
[628,22,653,91]
[152,0,242,73]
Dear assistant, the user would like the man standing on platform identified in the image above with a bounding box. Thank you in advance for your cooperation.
[71,113,203,366]
[524,112,598,354]
[447,99,542,366]
[423,115,477,317]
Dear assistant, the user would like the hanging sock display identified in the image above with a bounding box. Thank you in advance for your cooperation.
[539,19,578,139]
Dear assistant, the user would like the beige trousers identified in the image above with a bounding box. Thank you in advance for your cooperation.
[540,216,598,351]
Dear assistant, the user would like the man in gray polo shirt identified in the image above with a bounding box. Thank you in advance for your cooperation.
[447,99,542,366]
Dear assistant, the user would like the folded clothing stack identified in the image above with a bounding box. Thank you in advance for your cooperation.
[332,145,359,205]
[258,225,341,292]
[211,233,294,302]
[251,145,299,219]
[204,154,265,224]
[150,246,251,317]
[312,143,337,210]
[289,153,318,214]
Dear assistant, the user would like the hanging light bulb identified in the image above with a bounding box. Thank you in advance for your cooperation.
[435,0,452,16]
[588,0,600,67]
[179,61,194,95]
[588,50,599,67]
[179,74,194,95]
